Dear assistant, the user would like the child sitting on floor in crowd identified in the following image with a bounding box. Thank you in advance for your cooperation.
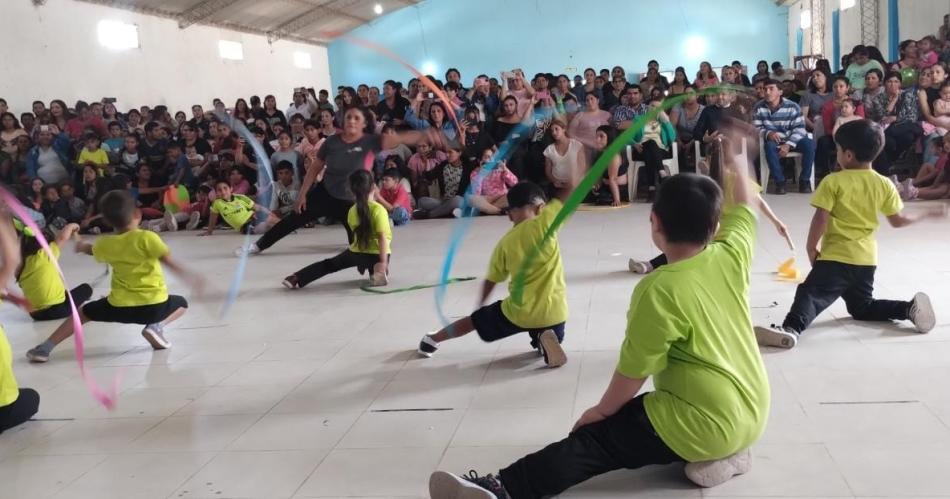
[26,190,203,362]
[60,183,87,225]
[416,143,471,219]
[375,168,412,226]
[0,213,40,433]
[41,185,69,229]
[428,142,770,499]
[468,148,519,216]
[755,119,943,350]
[281,170,390,289]
[629,138,791,274]
[77,133,109,176]
[200,179,275,236]
[417,180,571,367]
[15,222,93,321]
[270,161,300,218]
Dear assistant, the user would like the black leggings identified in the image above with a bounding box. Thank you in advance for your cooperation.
[633,141,672,189]
[649,253,669,270]
[0,388,40,434]
[30,284,93,321]
[255,183,355,251]
[293,250,389,287]
[498,395,682,499]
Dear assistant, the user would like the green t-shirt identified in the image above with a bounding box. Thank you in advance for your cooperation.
[211,194,255,230]
[487,199,568,329]
[347,201,392,254]
[93,230,169,307]
[618,205,770,462]
[811,168,902,266]
[845,60,884,90]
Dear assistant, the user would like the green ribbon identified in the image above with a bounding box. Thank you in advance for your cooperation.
[510,85,747,304]
[361,276,476,294]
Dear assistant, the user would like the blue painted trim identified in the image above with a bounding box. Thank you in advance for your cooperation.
[796,28,804,57]
[832,9,841,72]
[888,0,899,61]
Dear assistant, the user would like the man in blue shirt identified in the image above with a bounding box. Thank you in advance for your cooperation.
[752,79,816,195]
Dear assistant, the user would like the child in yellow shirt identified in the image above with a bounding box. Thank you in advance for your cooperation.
[76,133,109,176]
[26,190,203,362]
[416,181,571,368]
[756,119,944,349]
[15,222,94,321]
[200,180,276,236]
[0,212,40,433]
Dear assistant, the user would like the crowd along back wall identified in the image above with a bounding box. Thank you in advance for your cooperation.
[0,0,330,116]
[328,0,789,89]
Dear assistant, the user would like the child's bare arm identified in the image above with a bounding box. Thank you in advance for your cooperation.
[574,371,647,431]
[200,212,219,236]
[75,240,94,255]
[160,253,205,293]
[887,205,946,227]
[478,280,497,307]
[55,223,81,247]
[0,215,20,290]
[756,195,793,250]
[806,208,830,265]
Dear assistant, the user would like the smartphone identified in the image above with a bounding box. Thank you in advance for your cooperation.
[102,97,117,104]
[427,92,434,99]
[40,125,50,133]
[537,90,550,100]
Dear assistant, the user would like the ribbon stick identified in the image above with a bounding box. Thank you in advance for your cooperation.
[215,111,275,317]
[360,276,476,295]
[0,189,119,409]
[510,85,755,304]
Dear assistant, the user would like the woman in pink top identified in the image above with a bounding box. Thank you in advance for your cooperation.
[567,93,611,151]
[469,148,518,215]
[694,61,720,90]
[407,139,447,199]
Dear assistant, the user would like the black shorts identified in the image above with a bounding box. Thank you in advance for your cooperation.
[82,295,188,324]
[470,300,565,346]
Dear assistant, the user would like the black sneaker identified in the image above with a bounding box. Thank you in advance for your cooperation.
[429,470,509,499]
[799,181,813,194]
[773,184,787,195]
[417,334,439,358]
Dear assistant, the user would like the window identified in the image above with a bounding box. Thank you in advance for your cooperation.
[294,51,312,69]
[97,20,139,50]
[801,10,812,29]
[218,40,244,61]
[840,0,855,9]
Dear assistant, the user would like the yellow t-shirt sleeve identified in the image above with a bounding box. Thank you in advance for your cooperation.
[810,177,836,212]
[713,204,757,268]
[880,180,903,217]
[371,204,391,243]
[617,281,686,379]
[92,238,107,263]
[485,240,508,283]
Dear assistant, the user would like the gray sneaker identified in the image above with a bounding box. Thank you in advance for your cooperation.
[141,323,171,350]
[26,346,51,363]
[538,329,567,368]
[754,325,798,349]
[909,292,936,333]
[685,448,752,488]
[163,210,179,231]
[628,259,653,274]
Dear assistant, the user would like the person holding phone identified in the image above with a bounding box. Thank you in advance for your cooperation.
[286,86,318,120]
[405,92,461,144]
[502,68,536,118]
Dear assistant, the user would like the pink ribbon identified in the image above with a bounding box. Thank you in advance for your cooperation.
[0,190,119,409]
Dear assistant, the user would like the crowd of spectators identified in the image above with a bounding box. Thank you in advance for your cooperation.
[2,29,950,234]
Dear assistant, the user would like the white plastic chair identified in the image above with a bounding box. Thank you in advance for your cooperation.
[758,131,814,191]
[626,142,679,202]
[694,137,749,173]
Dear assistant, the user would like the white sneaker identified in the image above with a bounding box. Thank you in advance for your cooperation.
[754,325,798,349]
[909,292,936,333]
[628,259,653,274]
[185,211,201,230]
[538,329,567,368]
[234,243,261,257]
[89,227,101,235]
[163,210,178,231]
[452,208,463,218]
[141,323,171,350]
[685,448,752,488]
[369,270,388,287]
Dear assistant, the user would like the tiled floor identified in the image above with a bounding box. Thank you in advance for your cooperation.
[1,194,949,498]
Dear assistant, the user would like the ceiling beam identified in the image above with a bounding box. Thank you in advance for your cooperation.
[289,0,370,24]
[178,0,242,29]
[268,0,362,43]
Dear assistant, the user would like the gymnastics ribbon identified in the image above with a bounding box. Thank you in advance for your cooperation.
[215,111,275,317]
[0,188,120,409]
[509,85,753,304]
[360,276,475,294]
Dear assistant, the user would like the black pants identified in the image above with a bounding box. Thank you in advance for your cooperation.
[633,141,672,189]
[498,395,682,499]
[815,135,836,178]
[649,253,669,269]
[255,183,355,251]
[29,284,93,321]
[294,249,388,287]
[783,260,911,333]
[874,121,923,174]
[0,388,40,434]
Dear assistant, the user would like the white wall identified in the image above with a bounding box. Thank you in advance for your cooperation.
[788,0,950,67]
[0,0,331,116]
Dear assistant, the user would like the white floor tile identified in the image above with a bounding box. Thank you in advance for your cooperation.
[173,450,328,498]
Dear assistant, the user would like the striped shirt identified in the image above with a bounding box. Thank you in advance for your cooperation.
[752,98,808,147]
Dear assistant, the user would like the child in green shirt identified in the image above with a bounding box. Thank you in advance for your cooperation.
[756,119,944,349]
[428,146,770,498]
[416,181,571,368]
[200,180,275,236]
[26,190,203,363]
